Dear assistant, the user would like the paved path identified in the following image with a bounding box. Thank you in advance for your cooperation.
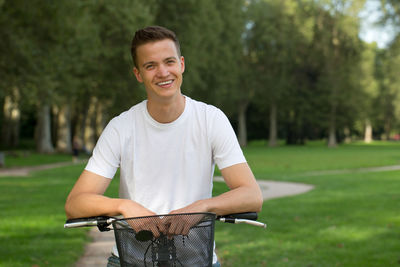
[302,164,400,176]
[74,177,314,267]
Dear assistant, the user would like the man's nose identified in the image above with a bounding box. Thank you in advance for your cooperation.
[157,64,169,77]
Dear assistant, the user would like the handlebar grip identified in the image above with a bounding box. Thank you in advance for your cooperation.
[217,212,266,229]
[217,212,258,221]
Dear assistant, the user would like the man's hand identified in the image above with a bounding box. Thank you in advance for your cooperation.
[119,199,166,238]
[165,200,208,236]
[118,198,156,218]
[169,199,208,215]
[127,216,167,238]
[164,213,205,237]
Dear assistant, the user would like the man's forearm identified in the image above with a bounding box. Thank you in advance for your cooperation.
[203,185,263,215]
[65,193,155,219]
[171,163,264,216]
[170,184,263,216]
[65,193,124,219]
[207,162,263,215]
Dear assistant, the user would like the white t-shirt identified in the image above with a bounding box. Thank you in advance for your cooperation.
[85,96,246,263]
[86,96,245,212]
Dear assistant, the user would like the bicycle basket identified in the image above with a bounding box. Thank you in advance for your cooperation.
[112,212,216,267]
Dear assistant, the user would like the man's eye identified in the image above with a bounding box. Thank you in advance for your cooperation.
[167,60,175,64]
[145,65,154,70]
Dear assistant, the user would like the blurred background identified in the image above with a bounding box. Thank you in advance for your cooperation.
[1,0,399,154]
[1,1,400,266]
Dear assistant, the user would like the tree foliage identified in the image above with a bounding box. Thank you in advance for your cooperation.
[0,0,399,151]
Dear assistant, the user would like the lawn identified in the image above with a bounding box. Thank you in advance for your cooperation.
[1,151,87,168]
[214,170,400,266]
[0,141,399,266]
[242,140,400,179]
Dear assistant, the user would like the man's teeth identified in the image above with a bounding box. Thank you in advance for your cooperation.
[157,80,173,86]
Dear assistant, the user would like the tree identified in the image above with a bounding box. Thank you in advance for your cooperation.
[247,0,315,146]
[310,1,364,147]
[69,0,154,151]
[358,43,379,142]
[154,0,257,147]
[0,0,155,152]
[213,0,249,146]
[380,0,400,28]
[0,0,71,152]
[374,36,400,138]
[154,0,223,103]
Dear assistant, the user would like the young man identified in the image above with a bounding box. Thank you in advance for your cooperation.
[65,26,263,266]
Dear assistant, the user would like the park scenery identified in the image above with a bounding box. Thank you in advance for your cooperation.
[1,1,400,267]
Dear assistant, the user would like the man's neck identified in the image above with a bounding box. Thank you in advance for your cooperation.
[146,94,186,123]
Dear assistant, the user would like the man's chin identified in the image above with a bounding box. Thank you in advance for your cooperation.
[149,89,182,101]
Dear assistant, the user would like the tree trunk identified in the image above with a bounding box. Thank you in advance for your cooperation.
[35,104,54,153]
[343,126,351,144]
[383,117,391,141]
[328,106,337,147]
[82,96,98,152]
[1,88,20,148]
[79,99,89,153]
[55,104,72,153]
[268,103,278,147]
[237,100,248,147]
[95,100,107,140]
[364,118,373,143]
[328,124,337,147]
[328,77,338,147]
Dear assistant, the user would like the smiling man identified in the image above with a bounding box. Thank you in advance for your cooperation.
[65,26,262,267]
[133,38,185,123]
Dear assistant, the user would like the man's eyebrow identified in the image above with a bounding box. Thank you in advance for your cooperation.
[142,61,157,68]
[164,57,177,61]
[142,57,177,67]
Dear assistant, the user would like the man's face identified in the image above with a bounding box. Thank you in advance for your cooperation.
[133,39,185,102]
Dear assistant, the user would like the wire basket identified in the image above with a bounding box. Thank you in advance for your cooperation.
[112,212,216,267]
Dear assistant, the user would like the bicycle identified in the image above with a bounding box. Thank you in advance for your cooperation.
[65,212,266,267]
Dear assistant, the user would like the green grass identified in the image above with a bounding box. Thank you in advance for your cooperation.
[1,151,87,168]
[0,141,399,266]
[212,141,400,266]
[242,141,400,179]
[0,164,88,267]
[214,171,400,266]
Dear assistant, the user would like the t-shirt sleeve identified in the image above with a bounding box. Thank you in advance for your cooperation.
[210,108,246,170]
[85,118,121,179]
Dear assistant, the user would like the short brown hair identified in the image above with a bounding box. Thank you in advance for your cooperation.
[131,26,181,68]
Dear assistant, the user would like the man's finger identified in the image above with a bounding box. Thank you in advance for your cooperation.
[150,224,160,238]
[156,219,167,234]
[182,223,191,236]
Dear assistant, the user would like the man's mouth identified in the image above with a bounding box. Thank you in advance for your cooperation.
[156,80,174,86]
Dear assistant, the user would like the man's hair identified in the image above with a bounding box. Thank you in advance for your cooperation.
[131,26,181,68]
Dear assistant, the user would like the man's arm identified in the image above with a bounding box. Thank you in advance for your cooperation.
[65,170,155,219]
[170,162,263,215]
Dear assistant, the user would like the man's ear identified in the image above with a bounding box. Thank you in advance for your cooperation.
[180,56,185,73]
[133,67,143,83]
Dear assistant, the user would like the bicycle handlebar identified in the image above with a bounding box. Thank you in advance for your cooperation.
[216,212,266,228]
[64,212,266,230]
[216,212,258,220]
[64,216,116,231]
